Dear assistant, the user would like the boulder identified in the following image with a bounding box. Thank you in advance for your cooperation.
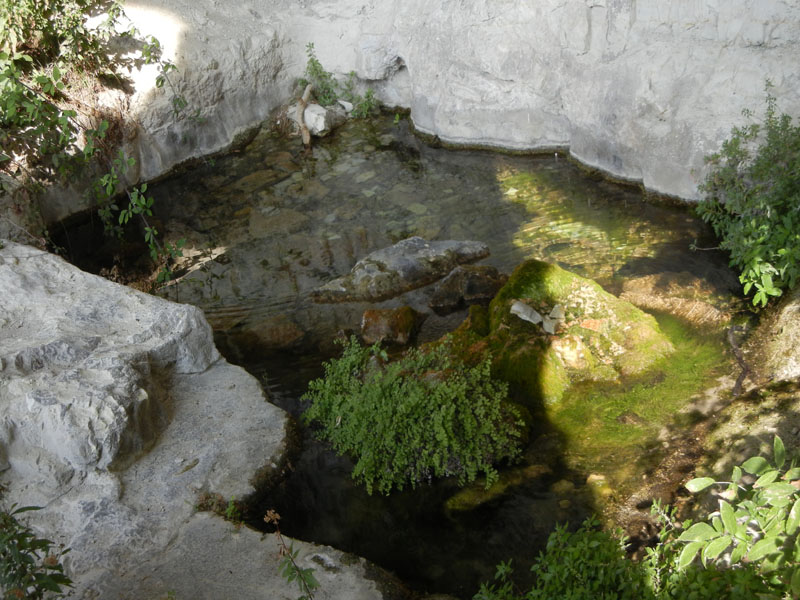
[453,260,674,406]
[0,241,390,599]
[311,236,490,303]
[429,265,508,316]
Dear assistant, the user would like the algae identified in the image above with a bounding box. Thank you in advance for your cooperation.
[547,312,729,495]
[484,259,674,406]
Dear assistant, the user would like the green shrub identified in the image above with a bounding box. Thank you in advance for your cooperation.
[297,43,377,117]
[301,336,524,495]
[0,1,185,281]
[474,437,798,600]
[697,85,800,307]
[0,505,72,599]
[475,519,650,600]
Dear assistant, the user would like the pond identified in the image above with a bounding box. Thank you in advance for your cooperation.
[55,113,742,598]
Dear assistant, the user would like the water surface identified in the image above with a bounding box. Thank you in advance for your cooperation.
[137,114,740,597]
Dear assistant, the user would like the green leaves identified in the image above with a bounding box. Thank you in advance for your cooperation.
[685,477,715,492]
[0,505,72,599]
[302,337,523,495]
[300,43,376,117]
[674,436,800,594]
[697,87,800,307]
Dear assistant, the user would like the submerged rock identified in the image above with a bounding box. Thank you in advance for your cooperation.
[311,236,490,303]
[445,464,552,512]
[619,271,732,330]
[361,306,425,345]
[453,260,674,406]
[429,265,508,315]
[0,241,390,599]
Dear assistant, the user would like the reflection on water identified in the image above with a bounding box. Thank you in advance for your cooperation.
[139,114,740,598]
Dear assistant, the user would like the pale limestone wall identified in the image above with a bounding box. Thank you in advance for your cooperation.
[20,0,800,231]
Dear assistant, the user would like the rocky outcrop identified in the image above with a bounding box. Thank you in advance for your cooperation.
[311,237,490,303]
[746,285,800,384]
[119,0,799,203]
[15,1,799,232]
[0,241,389,599]
[453,259,674,406]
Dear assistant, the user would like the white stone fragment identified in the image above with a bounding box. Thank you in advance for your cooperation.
[510,300,543,325]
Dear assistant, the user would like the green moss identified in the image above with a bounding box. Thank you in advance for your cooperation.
[444,464,551,512]
[482,259,674,408]
[490,260,577,330]
[546,312,729,493]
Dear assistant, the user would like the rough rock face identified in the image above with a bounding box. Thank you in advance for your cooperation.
[18,1,799,234]
[119,0,799,202]
[746,285,800,383]
[311,237,490,303]
[0,241,389,599]
[453,260,674,405]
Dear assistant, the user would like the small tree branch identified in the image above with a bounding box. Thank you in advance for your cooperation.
[297,84,313,148]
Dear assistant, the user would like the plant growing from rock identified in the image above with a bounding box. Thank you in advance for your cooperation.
[302,336,524,495]
[0,0,186,282]
[697,83,800,307]
[0,505,72,599]
[474,438,799,599]
[297,43,377,118]
[264,510,319,600]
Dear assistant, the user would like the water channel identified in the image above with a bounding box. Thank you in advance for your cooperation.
[58,113,743,598]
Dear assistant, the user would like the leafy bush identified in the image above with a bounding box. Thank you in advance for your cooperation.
[0,1,185,281]
[0,505,72,599]
[297,43,377,117]
[474,437,798,599]
[697,86,800,306]
[475,519,650,600]
[302,336,524,495]
[675,436,800,595]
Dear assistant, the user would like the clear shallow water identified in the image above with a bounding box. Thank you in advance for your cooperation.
[77,114,741,598]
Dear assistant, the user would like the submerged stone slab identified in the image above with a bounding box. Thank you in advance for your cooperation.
[311,236,490,303]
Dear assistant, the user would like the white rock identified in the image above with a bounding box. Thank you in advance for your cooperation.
[0,241,389,599]
[289,102,348,137]
[22,2,800,231]
[510,300,543,325]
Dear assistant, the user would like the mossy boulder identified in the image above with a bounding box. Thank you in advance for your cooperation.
[455,260,674,407]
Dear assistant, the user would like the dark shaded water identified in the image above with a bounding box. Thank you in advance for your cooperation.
[251,350,593,599]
